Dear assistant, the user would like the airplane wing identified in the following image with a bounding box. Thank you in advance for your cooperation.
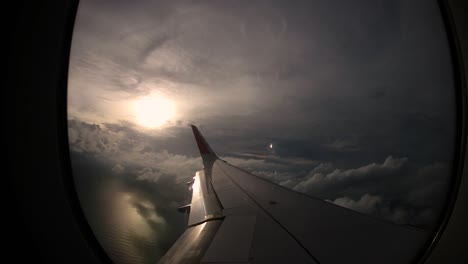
[158,126,430,264]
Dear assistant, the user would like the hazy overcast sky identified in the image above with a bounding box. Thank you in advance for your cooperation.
[68,0,456,263]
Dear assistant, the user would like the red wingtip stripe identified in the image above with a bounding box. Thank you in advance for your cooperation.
[191,125,211,155]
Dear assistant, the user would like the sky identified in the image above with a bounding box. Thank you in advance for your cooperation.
[68,1,456,263]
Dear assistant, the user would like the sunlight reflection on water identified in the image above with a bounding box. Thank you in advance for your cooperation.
[77,177,165,264]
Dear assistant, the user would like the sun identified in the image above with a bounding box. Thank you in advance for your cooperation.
[132,93,175,128]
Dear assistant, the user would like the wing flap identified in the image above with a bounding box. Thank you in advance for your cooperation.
[187,170,223,226]
[158,220,222,264]
[201,215,256,263]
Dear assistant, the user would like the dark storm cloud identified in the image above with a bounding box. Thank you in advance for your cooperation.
[70,0,454,164]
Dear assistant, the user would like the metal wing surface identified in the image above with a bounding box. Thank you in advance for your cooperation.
[159,126,429,264]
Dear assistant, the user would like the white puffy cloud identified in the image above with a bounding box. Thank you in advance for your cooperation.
[68,120,202,183]
[327,194,431,226]
[327,193,382,214]
[293,156,408,193]
[326,156,408,180]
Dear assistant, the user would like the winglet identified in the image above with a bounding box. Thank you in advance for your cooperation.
[191,125,218,160]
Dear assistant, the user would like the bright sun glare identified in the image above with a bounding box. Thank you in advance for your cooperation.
[132,93,175,128]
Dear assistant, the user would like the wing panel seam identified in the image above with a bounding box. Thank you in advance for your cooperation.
[215,162,321,264]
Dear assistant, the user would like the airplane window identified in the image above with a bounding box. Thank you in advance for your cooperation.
[68,0,457,263]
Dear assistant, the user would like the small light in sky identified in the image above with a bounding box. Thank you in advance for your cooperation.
[270,143,273,149]
[132,93,175,128]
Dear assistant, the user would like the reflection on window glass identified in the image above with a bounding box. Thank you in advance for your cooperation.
[68,0,455,263]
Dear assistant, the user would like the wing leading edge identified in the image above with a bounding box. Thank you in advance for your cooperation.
[159,126,429,264]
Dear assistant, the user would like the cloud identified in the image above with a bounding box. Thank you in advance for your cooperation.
[128,196,167,225]
[68,0,455,184]
[69,117,452,230]
[283,156,451,228]
[404,162,451,209]
[68,119,322,187]
[112,163,125,174]
[323,137,360,152]
[327,193,439,227]
[68,119,202,183]
[136,168,163,182]
[293,156,408,193]
[327,193,382,214]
